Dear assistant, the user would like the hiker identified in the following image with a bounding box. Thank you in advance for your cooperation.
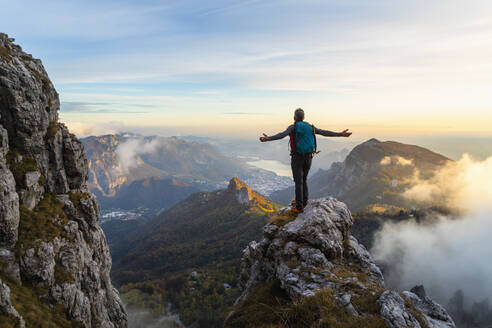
[259,108,352,213]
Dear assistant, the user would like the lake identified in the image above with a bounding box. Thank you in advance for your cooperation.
[247,159,292,177]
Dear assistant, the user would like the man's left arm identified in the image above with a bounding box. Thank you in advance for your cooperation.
[315,127,352,137]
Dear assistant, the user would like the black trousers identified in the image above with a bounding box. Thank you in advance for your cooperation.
[291,153,312,210]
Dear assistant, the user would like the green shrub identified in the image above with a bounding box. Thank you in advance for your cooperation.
[68,192,91,209]
[46,121,60,138]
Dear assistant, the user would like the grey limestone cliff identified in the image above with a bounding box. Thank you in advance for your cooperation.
[0,33,127,327]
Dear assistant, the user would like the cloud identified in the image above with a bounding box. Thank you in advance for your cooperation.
[62,120,126,137]
[115,138,163,173]
[372,155,492,310]
[380,155,413,166]
[61,101,154,114]
[372,210,492,308]
[221,112,266,115]
[402,154,492,211]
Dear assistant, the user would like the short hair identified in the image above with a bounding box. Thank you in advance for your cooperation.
[294,108,304,121]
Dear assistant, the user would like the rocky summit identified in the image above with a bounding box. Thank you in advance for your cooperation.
[0,33,126,327]
[226,197,455,328]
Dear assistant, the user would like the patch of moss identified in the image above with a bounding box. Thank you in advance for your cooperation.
[69,191,91,208]
[331,263,369,285]
[7,278,82,328]
[269,211,298,227]
[54,264,75,285]
[0,261,83,328]
[16,193,71,257]
[351,290,384,315]
[0,45,12,63]
[6,150,42,190]
[46,121,60,138]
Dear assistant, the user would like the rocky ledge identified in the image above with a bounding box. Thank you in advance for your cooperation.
[0,33,126,327]
[226,198,455,328]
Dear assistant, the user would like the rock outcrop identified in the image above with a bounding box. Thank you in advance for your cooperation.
[0,33,127,327]
[227,197,455,328]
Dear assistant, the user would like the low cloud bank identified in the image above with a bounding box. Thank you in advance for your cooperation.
[372,155,492,309]
[126,305,183,328]
[63,120,126,137]
[116,138,163,173]
[380,155,413,166]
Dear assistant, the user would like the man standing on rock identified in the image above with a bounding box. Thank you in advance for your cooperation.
[260,108,352,213]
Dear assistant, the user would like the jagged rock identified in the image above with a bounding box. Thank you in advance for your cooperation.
[0,33,127,327]
[378,291,423,328]
[237,198,383,301]
[0,126,19,249]
[0,249,20,281]
[0,279,25,327]
[231,197,455,327]
[228,177,253,204]
[18,170,44,210]
[401,290,455,328]
[411,285,427,299]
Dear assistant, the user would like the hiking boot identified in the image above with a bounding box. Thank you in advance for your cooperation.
[291,207,303,214]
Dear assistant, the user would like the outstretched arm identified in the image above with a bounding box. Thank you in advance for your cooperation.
[315,127,352,137]
[260,125,294,142]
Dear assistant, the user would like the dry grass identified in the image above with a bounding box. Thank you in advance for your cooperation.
[226,283,387,328]
[269,211,298,227]
[6,150,41,190]
[0,261,83,328]
[68,191,91,209]
[0,45,12,63]
[403,294,429,328]
[16,193,72,258]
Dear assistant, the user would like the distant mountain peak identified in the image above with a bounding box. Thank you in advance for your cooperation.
[362,138,381,145]
[228,177,250,191]
[228,177,254,204]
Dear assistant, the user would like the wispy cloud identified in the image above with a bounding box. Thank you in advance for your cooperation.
[3,0,492,136]
[61,101,153,114]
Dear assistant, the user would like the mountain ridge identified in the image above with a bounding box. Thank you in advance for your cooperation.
[107,178,282,327]
[270,138,451,211]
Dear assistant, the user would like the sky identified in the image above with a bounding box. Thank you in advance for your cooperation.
[2,0,492,139]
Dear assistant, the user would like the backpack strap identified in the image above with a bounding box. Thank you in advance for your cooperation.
[289,122,297,155]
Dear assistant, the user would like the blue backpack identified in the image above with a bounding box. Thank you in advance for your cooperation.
[290,121,317,155]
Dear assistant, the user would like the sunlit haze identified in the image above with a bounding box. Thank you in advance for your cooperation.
[3,0,492,139]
